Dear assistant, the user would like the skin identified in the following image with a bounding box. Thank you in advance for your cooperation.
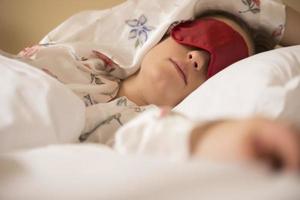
[117,16,254,107]
[190,117,300,171]
[281,6,300,46]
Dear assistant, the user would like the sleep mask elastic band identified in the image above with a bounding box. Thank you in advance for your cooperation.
[171,18,249,78]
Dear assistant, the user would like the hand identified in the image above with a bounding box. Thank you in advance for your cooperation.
[190,117,300,171]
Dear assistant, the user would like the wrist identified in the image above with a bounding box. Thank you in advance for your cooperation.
[189,119,229,156]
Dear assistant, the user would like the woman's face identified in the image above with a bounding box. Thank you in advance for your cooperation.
[138,36,209,107]
[137,16,253,107]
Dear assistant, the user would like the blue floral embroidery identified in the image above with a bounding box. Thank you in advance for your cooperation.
[239,0,260,14]
[78,113,122,142]
[40,42,56,47]
[117,97,128,106]
[125,15,154,48]
[83,94,94,107]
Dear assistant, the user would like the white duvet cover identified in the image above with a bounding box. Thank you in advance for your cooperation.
[0,53,85,153]
[1,144,300,200]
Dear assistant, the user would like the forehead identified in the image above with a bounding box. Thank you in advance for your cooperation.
[206,16,254,55]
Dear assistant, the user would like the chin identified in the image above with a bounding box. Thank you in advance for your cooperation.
[149,92,181,107]
[145,74,182,106]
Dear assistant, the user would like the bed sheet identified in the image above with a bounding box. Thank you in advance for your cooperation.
[0,144,300,200]
[0,53,85,153]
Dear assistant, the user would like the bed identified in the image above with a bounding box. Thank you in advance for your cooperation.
[1,0,300,199]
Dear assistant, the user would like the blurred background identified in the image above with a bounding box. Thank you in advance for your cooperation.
[0,0,299,54]
[0,0,125,54]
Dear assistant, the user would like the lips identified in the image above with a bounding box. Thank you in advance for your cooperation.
[169,58,187,85]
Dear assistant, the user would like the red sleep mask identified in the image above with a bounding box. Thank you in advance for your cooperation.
[171,18,249,78]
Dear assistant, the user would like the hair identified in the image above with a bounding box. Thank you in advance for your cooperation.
[194,10,276,54]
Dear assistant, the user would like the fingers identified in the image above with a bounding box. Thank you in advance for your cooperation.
[251,119,300,171]
[189,117,300,172]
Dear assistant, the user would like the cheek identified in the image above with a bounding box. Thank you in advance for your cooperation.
[142,64,177,91]
[141,54,180,88]
[139,63,185,105]
[184,74,205,95]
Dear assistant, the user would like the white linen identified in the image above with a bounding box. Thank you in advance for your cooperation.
[114,108,196,161]
[175,45,300,128]
[37,0,285,78]
[0,54,85,153]
[0,1,298,199]
[0,144,299,200]
[80,96,153,145]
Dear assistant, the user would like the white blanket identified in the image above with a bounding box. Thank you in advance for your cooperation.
[1,144,300,200]
[38,0,285,77]
[0,53,85,153]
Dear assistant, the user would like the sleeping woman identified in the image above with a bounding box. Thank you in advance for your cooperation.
[16,1,300,171]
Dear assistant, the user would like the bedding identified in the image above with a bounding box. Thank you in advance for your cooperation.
[37,0,285,77]
[1,45,300,200]
[7,0,286,152]
[1,0,300,199]
[0,53,85,153]
[0,144,300,200]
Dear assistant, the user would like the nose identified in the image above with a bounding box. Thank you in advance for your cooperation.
[187,51,207,71]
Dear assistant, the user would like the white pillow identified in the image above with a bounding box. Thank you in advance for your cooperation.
[174,46,300,127]
[0,54,85,153]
